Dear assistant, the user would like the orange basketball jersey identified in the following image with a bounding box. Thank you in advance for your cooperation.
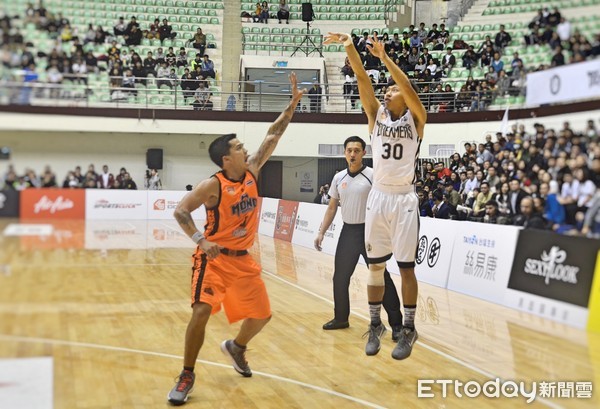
[203,171,259,250]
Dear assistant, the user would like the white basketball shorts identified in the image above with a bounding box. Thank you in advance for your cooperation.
[365,187,419,267]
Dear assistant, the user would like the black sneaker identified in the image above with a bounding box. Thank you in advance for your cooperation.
[392,327,418,360]
[322,319,350,330]
[391,325,403,342]
[167,370,195,406]
[220,340,252,377]
[363,323,386,356]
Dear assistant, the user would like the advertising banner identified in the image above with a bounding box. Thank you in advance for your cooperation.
[273,200,298,242]
[290,202,322,249]
[504,230,600,328]
[85,190,148,220]
[0,189,19,218]
[447,222,520,304]
[147,190,205,221]
[258,197,278,237]
[507,230,599,307]
[504,289,589,329]
[20,189,85,220]
[291,202,343,256]
[526,59,600,106]
[387,217,457,287]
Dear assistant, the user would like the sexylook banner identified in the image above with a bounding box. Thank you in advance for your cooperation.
[505,229,600,328]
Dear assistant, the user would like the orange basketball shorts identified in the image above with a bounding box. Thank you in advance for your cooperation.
[190,252,271,324]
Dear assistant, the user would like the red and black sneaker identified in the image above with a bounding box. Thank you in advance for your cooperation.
[167,370,195,406]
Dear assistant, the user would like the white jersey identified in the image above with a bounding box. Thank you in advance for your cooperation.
[370,106,422,192]
[328,166,373,224]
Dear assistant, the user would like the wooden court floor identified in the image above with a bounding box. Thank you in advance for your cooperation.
[0,220,598,409]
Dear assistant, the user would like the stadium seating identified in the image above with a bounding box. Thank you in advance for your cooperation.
[4,0,224,108]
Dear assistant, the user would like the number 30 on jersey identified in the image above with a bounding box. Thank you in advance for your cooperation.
[381,143,403,160]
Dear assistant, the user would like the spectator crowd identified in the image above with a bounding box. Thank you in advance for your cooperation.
[0,163,164,191]
[412,119,599,238]
[1,3,217,109]
[341,6,598,113]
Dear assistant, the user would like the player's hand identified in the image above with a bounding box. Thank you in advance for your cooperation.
[199,239,220,260]
[366,35,386,59]
[314,233,324,251]
[289,72,306,105]
[324,32,350,45]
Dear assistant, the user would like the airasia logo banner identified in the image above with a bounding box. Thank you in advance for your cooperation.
[35,196,74,213]
[146,191,205,220]
[273,200,298,242]
[20,189,85,220]
[86,190,148,220]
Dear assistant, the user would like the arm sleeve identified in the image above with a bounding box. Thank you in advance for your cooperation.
[328,174,340,200]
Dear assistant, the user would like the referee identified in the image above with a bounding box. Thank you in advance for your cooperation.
[314,136,403,339]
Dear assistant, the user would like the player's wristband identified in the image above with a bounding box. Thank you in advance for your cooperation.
[191,231,204,244]
[343,36,352,47]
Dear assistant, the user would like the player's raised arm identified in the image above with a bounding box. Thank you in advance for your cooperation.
[324,33,380,132]
[247,72,306,175]
[367,36,427,137]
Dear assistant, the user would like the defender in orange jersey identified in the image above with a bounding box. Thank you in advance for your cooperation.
[167,73,305,406]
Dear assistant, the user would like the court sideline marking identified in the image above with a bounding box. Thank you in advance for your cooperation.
[261,270,564,409]
[0,334,385,409]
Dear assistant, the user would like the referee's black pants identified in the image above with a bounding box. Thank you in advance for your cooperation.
[333,223,403,326]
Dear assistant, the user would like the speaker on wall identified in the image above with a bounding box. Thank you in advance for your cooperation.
[146,148,163,169]
[301,2,314,22]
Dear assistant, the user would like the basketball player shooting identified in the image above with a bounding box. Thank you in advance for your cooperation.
[324,32,426,360]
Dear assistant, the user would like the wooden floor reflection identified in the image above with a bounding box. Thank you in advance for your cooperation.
[0,220,598,409]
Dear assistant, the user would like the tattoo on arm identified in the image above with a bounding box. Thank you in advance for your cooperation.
[254,137,278,167]
[267,103,294,137]
[174,209,197,234]
[251,103,296,169]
